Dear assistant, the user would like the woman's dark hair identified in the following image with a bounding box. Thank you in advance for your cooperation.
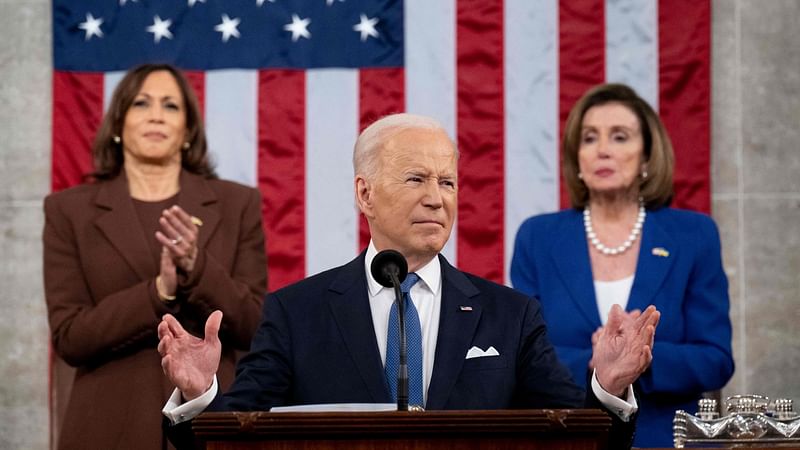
[561,83,674,209]
[90,63,216,180]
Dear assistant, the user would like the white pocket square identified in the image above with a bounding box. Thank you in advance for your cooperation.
[465,346,500,359]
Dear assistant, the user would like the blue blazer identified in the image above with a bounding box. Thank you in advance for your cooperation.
[511,207,734,447]
[198,252,636,447]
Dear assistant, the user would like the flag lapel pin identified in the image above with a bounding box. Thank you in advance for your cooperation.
[651,247,669,257]
[459,306,473,312]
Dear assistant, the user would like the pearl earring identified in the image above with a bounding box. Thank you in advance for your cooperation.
[577,172,583,180]
[113,135,121,144]
[183,142,190,150]
[642,170,648,179]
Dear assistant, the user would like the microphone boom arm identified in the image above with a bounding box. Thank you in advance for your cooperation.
[371,249,410,412]
[389,272,409,411]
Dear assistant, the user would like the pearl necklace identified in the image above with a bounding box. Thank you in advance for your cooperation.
[583,201,646,256]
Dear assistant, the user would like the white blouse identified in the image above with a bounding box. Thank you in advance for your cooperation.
[594,275,634,325]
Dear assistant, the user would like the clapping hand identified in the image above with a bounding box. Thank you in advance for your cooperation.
[154,205,201,300]
[158,311,223,400]
[155,205,200,273]
[592,304,660,397]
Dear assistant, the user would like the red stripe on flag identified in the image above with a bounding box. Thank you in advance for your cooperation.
[659,0,711,213]
[456,0,505,283]
[358,68,405,251]
[558,0,605,209]
[51,72,104,192]
[183,71,205,120]
[258,70,306,291]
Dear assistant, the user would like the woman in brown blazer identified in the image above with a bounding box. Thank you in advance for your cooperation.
[43,64,267,449]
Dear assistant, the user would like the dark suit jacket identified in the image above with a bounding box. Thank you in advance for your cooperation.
[192,252,634,448]
[44,171,267,450]
[511,207,734,447]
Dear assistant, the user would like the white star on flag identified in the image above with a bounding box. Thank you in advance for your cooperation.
[256,0,276,6]
[326,0,345,5]
[284,14,311,42]
[188,0,206,6]
[146,15,173,44]
[353,14,379,42]
[214,14,241,43]
[78,13,104,41]
[119,0,137,5]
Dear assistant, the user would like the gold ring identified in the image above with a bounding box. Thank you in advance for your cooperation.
[190,216,203,227]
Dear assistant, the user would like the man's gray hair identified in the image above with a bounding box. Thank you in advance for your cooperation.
[353,113,457,179]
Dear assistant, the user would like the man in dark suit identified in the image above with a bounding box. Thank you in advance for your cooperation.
[158,113,660,448]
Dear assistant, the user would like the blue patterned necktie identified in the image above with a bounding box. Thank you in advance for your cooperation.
[384,272,424,407]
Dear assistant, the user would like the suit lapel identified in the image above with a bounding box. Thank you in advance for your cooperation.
[550,211,602,327]
[426,256,481,410]
[93,174,154,280]
[176,171,220,252]
[327,253,391,403]
[629,211,677,312]
[92,171,222,281]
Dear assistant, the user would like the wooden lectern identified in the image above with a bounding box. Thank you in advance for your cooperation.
[192,409,611,450]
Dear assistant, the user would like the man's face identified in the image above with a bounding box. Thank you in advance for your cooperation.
[357,127,458,270]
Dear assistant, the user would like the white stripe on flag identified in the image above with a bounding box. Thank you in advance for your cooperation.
[206,70,258,187]
[103,71,125,111]
[605,0,659,109]
[504,0,559,285]
[305,69,359,276]
[405,0,458,266]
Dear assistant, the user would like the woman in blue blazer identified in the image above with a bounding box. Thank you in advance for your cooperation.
[511,83,734,447]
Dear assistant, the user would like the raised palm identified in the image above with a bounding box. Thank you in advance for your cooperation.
[158,311,223,400]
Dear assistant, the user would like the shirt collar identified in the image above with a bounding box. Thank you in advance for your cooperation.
[365,240,441,297]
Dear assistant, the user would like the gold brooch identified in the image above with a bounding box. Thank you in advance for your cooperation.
[651,247,669,257]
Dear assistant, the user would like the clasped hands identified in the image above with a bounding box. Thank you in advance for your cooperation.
[590,304,660,397]
[155,205,200,300]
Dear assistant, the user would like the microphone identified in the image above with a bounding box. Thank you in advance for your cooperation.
[370,250,410,411]
[370,249,408,288]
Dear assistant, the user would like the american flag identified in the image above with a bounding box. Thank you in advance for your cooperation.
[52,0,710,291]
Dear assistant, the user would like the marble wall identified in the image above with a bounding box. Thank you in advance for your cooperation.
[713,0,800,406]
[0,0,798,448]
[0,0,52,449]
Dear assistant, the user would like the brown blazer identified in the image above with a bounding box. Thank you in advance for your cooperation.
[43,171,267,450]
